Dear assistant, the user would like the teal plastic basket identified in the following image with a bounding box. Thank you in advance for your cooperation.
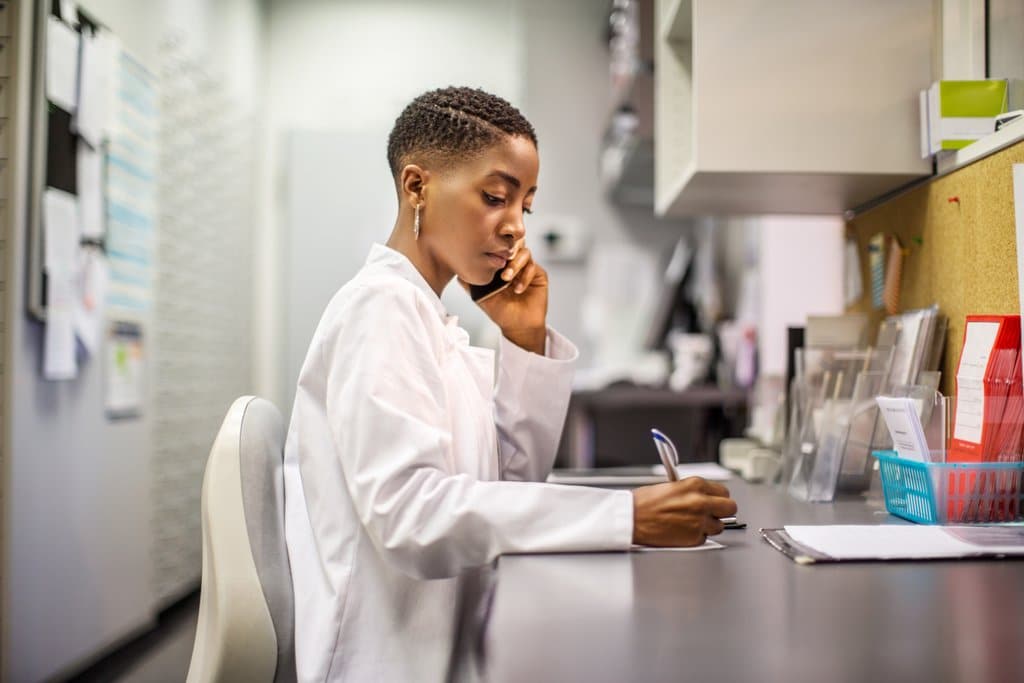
[873,451,1024,524]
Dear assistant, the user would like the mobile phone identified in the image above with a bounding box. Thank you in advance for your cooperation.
[469,270,513,303]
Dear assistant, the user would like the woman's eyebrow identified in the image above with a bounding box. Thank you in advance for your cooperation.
[487,170,537,193]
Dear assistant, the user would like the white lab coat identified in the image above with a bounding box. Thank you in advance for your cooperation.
[284,244,634,682]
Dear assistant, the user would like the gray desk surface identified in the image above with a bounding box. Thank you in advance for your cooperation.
[481,479,1024,682]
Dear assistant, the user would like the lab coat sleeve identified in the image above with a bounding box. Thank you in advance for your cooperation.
[494,328,578,482]
[323,285,633,580]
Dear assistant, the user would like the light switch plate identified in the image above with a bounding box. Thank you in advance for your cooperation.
[530,214,587,263]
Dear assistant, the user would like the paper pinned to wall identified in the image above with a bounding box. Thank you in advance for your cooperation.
[46,16,80,113]
[59,0,78,26]
[844,237,863,306]
[74,248,109,357]
[74,30,116,146]
[43,188,81,380]
[105,48,157,315]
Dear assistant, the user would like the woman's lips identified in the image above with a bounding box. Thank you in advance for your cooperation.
[485,253,509,269]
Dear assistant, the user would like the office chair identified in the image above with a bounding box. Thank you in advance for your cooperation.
[187,396,296,683]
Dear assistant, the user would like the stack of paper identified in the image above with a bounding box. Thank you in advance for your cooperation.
[763,525,1024,563]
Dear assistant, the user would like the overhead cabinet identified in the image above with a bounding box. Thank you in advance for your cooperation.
[655,0,933,216]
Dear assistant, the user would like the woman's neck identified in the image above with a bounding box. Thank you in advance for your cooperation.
[385,213,453,297]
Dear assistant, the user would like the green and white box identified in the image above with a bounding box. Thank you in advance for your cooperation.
[922,79,1024,157]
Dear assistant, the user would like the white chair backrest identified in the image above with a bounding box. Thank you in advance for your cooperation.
[187,396,295,683]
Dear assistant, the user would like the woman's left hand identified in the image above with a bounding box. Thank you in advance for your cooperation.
[464,245,548,354]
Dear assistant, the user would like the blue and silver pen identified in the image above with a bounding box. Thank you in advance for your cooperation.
[650,428,680,482]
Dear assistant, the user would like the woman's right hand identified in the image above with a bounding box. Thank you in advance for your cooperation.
[631,477,738,547]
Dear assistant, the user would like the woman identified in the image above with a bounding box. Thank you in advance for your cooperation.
[283,86,737,681]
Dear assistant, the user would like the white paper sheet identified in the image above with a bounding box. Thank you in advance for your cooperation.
[632,539,724,552]
[887,308,935,388]
[44,274,77,380]
[60,0,78,26]
[954,321,1001,443]
[77,141,105,239]
[46,16,79,112]
[74,249,109,356]
[666,462,733,481]
[547,463,733,486]
[844,238,863,306]
[875,396,930,462]
[784,525,1024,560]
[105,46,157,315]
[43,188,81,380]
[74,30,114,145]
[1014,164,1024,391]
[44,188,79,270]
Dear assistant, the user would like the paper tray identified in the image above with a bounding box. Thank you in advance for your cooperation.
[874,450,1024,524]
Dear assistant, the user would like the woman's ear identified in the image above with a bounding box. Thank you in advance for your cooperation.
[400,164,430,206]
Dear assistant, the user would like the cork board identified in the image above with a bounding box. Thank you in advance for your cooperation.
[847,139,1024,395]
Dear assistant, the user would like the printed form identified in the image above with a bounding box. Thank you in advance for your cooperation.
[954,321,1000,444]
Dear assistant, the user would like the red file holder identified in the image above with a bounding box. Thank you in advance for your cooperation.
[949,315,1021,462]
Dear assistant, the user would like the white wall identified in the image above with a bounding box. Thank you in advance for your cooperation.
[4,2,265,681]
[758,216,846,376]
[260,0,694,410]
[517,0,692,361]
[989,0,1024,80]
[263,0,527,413]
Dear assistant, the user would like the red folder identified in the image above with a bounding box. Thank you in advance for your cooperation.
[949,315,1021,463]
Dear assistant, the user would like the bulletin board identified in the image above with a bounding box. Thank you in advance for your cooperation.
[26,0,99,322]
[846,139,1024,395]
[26,0,156,390]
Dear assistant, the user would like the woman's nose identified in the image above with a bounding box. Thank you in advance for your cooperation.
[499,217,525,241]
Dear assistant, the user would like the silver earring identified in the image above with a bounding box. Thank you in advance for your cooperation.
[414,203,422,240]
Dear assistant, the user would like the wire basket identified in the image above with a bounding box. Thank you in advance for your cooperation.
[873,451,1024,524]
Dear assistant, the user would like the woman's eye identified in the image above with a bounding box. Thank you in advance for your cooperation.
[482,192,504,206]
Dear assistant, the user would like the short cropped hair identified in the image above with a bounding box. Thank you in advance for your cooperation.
[386,86,537,178]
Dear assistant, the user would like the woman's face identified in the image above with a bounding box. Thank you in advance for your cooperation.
[420,135,539,286]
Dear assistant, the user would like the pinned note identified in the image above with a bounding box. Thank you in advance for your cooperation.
[74,29,116,145]
[42,188,80,380]
[74,248,109,356]
[46,16,79,112]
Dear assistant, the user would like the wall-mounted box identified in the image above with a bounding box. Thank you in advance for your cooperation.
[655,0,933,216]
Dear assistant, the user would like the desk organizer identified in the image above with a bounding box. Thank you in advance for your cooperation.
[874,451,1024,524]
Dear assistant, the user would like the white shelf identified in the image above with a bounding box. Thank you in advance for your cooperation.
[656,168,926,216]
[935,117,1024,176]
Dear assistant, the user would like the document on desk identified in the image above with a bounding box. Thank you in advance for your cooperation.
[632,540,724,552]
[875,396,931,462]
[547,463,732,486]
[761,525,1024,564]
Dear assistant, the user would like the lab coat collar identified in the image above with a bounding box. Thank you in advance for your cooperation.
[366,243,448,319]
